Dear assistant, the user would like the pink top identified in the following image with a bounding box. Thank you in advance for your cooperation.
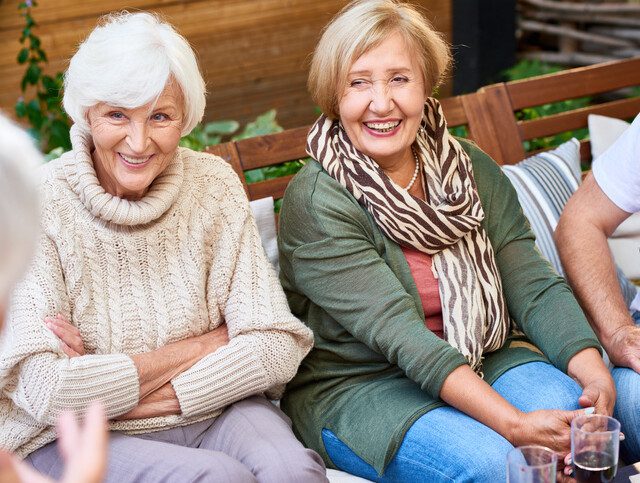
[401,245,444,339]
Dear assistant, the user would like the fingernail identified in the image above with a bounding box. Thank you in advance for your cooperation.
[620,433,626,441]
[584,407,595,415]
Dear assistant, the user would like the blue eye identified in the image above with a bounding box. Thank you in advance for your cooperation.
[109,111,125,120]
[151,113,168,122]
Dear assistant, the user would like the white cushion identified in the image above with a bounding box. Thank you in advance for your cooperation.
[588,114,640,280]
[249,197,279,272]
[326,469,372,482]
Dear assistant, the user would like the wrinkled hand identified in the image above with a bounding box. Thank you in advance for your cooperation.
[578,377,616,416]
[511,408,587,453]
[45,314,85,358]
[606,325,640,373]
[0,403,107,483]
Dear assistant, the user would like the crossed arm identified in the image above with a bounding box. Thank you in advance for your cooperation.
[46,314,229,419]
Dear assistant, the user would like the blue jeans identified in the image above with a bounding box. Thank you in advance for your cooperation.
[322,362,582,483]
[609,310,640,463]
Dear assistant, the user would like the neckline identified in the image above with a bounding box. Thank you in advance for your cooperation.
[62,124,184,226]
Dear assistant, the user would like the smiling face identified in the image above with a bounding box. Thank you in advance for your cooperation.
[87,81,185,200]
[338,32,428,170]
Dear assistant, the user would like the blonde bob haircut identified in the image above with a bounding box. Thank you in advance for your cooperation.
[309,0,451,119]
[64,12,206,136]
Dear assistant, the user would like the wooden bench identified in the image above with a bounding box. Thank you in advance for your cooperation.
[207,56,640,200]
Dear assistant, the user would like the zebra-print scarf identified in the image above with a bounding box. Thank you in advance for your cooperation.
[307,97,510,374]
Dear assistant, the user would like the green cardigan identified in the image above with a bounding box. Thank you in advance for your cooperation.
[278,139,600,476]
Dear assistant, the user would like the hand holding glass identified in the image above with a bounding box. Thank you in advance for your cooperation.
[571,414,620,483]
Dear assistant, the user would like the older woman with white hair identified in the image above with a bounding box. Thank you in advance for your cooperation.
[278,0,619,481]
[0,13,326,483]
[0,114,106,483]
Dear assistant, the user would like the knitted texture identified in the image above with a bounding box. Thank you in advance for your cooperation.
[0,126,313,457]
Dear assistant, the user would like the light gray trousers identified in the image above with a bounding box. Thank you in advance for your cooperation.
[27,395,328,483]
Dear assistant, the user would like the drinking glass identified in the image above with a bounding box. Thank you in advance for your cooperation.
[507,445,557,483]
[571,414,620,483]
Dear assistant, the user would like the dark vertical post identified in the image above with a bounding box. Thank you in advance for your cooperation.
[452,0,517,94]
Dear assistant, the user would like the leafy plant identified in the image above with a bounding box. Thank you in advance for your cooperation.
[502,59,590,152]
[15,0,71,153]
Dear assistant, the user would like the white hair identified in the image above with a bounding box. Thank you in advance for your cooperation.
[63,12,206,136]
[0,114,41,307]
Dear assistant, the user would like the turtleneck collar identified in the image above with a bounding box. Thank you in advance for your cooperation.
[63,124,184,226]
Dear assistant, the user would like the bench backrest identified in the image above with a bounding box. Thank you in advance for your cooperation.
[477,56,640,165]
[206,57,640,200]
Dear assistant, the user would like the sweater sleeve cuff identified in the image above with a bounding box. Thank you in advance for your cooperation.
[555,339,603,373]
[422,350,469,399]
[171,338,269,417]
[52,354,139,419]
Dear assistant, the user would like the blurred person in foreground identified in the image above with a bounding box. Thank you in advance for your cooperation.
[277,0,619,481]
[0,12,326,483]
[556,114,640,462]
[0,113,106,483]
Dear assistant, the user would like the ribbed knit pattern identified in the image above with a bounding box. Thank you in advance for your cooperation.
[0,126,313,457]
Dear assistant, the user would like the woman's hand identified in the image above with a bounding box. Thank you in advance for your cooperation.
[45,314,85,358]
[567,347,616,416]
[0,403,107,483]
[578,377,616,416]
[510,408,586,453]
[115,383,180,420]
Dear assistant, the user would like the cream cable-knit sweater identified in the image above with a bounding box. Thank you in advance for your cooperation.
[0,126,313,457]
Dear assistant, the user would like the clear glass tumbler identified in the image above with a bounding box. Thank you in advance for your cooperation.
[507,445,558,483]
[571,414,620,483]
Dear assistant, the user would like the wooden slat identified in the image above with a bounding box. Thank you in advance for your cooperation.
[236,126,310,170]
[205,141,248,195]
[579,139,592,162]
[518,97,640,140]
[470,84,524,164]
[461,92,505,163]
[246,175,294,201]
[440,96,467,127]
[506,56,640,109]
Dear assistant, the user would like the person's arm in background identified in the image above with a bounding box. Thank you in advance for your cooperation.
[556,174,638,371]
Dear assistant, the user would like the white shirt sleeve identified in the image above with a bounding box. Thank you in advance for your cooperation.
[592,113,640,213]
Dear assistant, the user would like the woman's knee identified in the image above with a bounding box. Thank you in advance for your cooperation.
[173,452,258,483]
[493,362,581,411]
[253,446,328,483]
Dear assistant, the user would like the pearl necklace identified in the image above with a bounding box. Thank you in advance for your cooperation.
[404,149,420,190]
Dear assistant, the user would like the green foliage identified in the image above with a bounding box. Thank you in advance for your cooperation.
[181,109,305,188]
[502,59,590,151]
[15,1,71,153]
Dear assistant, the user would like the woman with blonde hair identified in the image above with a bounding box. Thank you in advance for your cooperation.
[0,12,326,483]
[278,0,618,481]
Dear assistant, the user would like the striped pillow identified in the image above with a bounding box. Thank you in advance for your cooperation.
[502,139,639,309]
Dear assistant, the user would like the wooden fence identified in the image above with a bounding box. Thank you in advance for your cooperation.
[0,0,451,130]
